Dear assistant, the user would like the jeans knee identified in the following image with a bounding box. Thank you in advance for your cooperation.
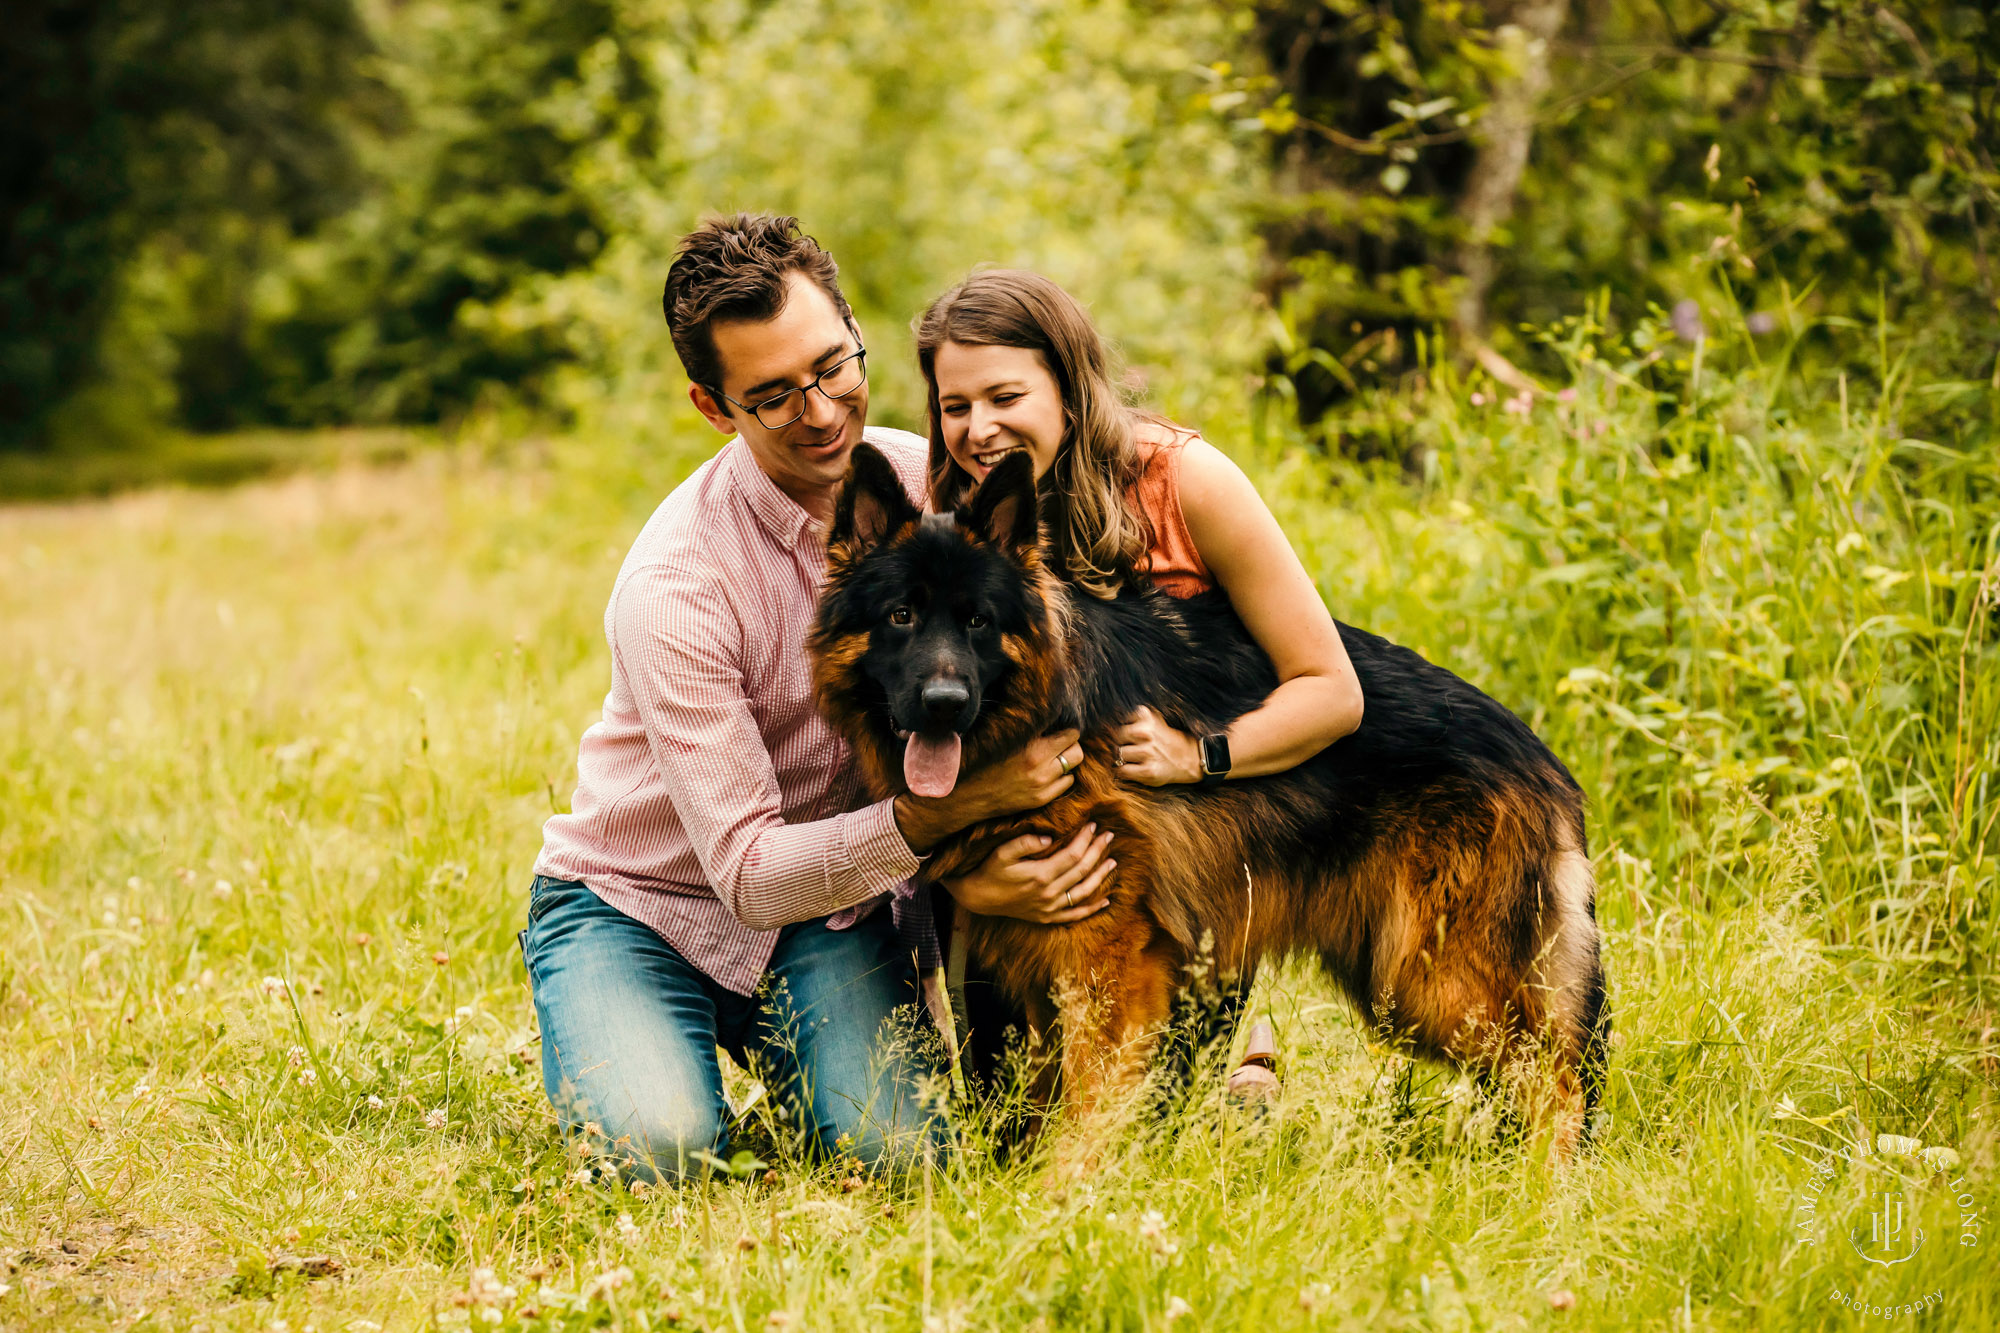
[819,1105,950,1177]
[617,1101,726,1185]
[559,1091,724,1186]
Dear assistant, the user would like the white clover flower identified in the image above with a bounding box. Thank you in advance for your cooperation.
[571,1165,597,1187]
[1164,1295,1191,1322]
[615,1212,639,1240]
[297,1068,318,1087]
[215,880,234,899]
[424,1107,448,1130]
[261,976,288,998]
[579,1267,632,1302]
[469,1267,504,1304]
[366,1094,384,1111]
[1137,1209,1179,1258]
[287,1046,307,1068]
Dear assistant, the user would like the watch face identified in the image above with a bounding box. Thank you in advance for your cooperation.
[1201,732,1230,776]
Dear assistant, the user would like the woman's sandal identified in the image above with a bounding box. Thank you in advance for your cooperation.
[1224,1019,1279,1102]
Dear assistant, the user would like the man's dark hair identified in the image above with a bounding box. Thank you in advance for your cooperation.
[663,214,852,394]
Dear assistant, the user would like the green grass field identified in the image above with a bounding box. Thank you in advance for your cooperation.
[2,336,1996,1330]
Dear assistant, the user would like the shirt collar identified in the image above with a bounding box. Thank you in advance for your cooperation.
[725,438,825,549]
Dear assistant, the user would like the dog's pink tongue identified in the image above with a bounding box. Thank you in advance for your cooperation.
[903,732,963,798]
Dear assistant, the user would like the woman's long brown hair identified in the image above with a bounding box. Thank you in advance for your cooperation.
[915,270,1151,601]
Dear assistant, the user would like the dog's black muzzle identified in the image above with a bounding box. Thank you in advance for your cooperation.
[893,669,981,739]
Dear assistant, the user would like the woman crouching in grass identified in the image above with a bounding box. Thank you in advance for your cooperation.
[914,269,1365,1100]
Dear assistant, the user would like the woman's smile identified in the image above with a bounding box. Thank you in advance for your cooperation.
[966,443,1022,475]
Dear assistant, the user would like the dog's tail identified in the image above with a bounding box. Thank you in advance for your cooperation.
[1576,946,1610,1138]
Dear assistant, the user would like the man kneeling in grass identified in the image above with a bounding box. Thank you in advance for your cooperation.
[524,214,1115,1182]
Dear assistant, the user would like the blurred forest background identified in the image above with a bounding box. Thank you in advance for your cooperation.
[4,6,2000,1325]
[3,0,1997,484]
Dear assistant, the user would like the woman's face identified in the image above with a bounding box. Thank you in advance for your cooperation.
[933,341,1066,484]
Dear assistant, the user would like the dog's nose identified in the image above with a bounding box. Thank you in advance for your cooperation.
[921,678,970,719]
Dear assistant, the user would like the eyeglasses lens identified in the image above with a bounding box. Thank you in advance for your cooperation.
[751,352,866,428]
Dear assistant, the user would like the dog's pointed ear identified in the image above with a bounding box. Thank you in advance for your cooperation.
[830,442,918,552]
[963,450,1039,557]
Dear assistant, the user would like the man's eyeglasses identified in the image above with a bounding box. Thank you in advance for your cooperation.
[715,346,867,430]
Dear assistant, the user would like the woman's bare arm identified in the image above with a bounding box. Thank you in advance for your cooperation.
[1110,438,1362,785]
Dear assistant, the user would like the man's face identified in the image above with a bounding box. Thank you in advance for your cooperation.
[692,272,869,512]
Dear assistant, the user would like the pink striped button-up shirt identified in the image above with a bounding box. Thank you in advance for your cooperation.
[534,427,932,995]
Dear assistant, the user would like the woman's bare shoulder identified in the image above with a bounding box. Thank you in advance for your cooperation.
[1173,435,1260,514]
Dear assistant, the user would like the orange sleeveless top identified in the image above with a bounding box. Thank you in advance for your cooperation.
[1128,423,1215,599]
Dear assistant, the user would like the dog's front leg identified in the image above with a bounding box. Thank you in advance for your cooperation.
[1049,929,1177,1178]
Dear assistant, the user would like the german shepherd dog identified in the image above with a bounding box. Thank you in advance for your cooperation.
[810,443,1608,1154]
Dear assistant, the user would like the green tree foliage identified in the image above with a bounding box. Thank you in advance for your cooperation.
[0,0,377,447]
[1243,0,2000,427]
[548,0,1258,438]
[5,0,1995,454]
[241,0,659,426]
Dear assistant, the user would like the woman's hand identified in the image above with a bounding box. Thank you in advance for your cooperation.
[1110,706,1204,787]
[942,823,1116,925]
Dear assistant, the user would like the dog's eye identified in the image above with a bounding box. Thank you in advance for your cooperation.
[967,613,990,630]
[888,606,913,626]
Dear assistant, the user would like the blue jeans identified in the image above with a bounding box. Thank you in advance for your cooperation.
[520,876,945,1183]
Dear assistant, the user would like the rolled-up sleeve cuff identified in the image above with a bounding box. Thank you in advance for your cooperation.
[846,797,923,889]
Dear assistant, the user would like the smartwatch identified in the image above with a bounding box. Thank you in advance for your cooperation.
[1198,731,1231,786]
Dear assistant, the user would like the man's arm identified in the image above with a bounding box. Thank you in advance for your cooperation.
[618,562,917,930]
[617,563,1085,930]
